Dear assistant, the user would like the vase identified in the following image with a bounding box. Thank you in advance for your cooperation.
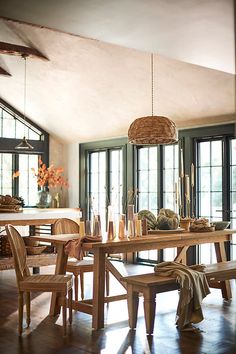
[36,187,52,208]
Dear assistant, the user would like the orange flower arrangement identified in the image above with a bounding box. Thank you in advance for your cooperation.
[31,159,68,188]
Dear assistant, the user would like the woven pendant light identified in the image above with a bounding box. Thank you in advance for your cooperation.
[128,54,178,145]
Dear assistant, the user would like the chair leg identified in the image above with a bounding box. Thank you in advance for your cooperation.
[74,274,78,301]
[25,292,31,327]
[62,296,67,336]
[68,288,73,325]
[18,292,24,336]
[80,272,84,300]
[105,269,109,296]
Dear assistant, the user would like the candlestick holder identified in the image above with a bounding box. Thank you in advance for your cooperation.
[191,185,195,218]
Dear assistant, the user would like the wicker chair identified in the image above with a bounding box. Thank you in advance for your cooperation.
[5,224,73,336]
[53,218,109,300]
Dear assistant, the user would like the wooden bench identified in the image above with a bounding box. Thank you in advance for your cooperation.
[121,261,236,335]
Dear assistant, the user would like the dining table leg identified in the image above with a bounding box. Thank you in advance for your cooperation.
[49,243,68,316]
[92,248,106,330]
[214,242,232,300]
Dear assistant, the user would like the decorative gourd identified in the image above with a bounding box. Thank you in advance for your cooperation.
[156,208,179,230]
[138,210,158,230]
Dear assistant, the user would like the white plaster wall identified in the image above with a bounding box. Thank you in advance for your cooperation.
[49,137,80,208]
[49,136,69,207]
[64,142,80,208]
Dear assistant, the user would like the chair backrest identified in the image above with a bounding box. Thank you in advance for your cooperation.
[53,218,80,235]
[5,224,30,284]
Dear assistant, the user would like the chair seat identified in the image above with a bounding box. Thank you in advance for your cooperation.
[66,258,94,273]
[19,274,73,292]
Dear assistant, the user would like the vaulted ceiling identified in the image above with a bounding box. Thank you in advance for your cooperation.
[0,0,235,143]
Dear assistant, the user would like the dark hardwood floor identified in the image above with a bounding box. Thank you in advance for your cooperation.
[0,263,235,354]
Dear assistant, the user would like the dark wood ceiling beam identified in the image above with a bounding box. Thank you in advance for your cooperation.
[0,66,11,76]
[0,42,49,61]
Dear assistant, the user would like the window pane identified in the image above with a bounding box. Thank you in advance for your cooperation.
[199,167,210,191]
[163,144,178,212]
[89,151,108,232]
[2,112,15,138]
[15,120,25,139]
[110,149,123,221]
[0,153,13,195]
[199,142,210,166]
[230,139,236,258]
[197,139,223,263]
[211,167,222,191]
[211,140,222,165]
[137,147,158,213]
[212,192,222,219]
[18,154,39,206]
[139,171,148,192]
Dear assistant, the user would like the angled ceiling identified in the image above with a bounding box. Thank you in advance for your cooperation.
[0,0,235,143]
[0,0,234,74]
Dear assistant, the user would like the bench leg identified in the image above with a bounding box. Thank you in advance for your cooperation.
[127,284,139,329]
[214,242,232,300]
[143,288,156,335]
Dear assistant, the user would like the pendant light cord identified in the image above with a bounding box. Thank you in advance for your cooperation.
[23,56,27,119]
[151,53,154,116]
[23,55,27,137]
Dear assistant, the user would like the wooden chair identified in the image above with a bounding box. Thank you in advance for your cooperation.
[5,224,73,336]
[53,218,109,300]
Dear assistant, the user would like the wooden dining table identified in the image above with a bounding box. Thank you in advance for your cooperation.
[31,229,236,330]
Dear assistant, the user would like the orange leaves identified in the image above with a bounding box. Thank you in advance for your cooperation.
[12,160,69,188]
[12,171,20,179]
[32,159,69,188]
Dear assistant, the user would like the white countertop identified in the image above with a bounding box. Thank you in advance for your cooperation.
[0,208,82,221]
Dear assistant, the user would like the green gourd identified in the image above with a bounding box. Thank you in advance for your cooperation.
[157,208,179,230]
[138,210,158,230]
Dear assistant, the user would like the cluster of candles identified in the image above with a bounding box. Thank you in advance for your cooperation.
[107,204,147,240]
[175,148,195,219]
[78,216,101,237]
[79,205,148,241]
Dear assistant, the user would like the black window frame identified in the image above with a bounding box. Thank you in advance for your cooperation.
[0,98,49,206]
[79,123,236,264]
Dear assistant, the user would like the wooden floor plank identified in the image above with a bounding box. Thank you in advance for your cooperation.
[0,264,235,354]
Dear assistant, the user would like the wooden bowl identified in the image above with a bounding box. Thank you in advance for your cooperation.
[23,237,39,247]
[25,245,47,255]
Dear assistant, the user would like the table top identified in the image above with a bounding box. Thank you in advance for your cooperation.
[0,208,81,226]
[31,229,236,250]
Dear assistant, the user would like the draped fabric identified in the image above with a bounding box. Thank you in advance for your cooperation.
[64,235,102,260]
[154,261,210,330]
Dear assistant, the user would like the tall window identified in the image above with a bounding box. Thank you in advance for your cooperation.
[230,139,236,259]
[0,153,13,195]
[137,147,158,214]
[109,149,123,220]
[196,137,236,263]
[87,148,123,232]
[162,144,179,260]
[137,144,179,263]
[0,99,49,207]
[18,154,39,206]
[163,144,179,211]
[197,139,223,264]
[197,140,223,221]
[88,151,106,230]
